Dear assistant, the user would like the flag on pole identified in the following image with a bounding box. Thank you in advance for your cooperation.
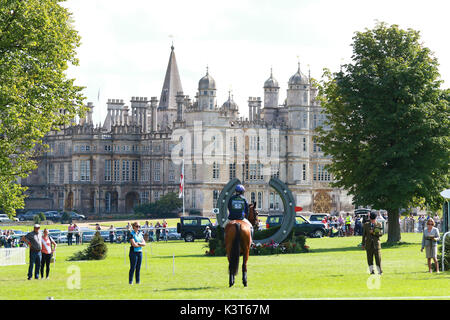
[179,159,184,199]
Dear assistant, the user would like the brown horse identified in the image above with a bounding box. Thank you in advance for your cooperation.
[224,202,258,287]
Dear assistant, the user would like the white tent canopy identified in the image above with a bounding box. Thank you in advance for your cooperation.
[440,189,450,199]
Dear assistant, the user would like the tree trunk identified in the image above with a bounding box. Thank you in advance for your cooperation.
[387,208,401,243]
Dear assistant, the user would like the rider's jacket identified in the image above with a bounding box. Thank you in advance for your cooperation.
[227,194,249,220]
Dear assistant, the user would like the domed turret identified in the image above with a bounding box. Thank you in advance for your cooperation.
[264,68,279,109]
[197,67,217,110]
[289,62,308,86]
[198,67,216,90]
[222,92,238,111]
[264,68,279,89]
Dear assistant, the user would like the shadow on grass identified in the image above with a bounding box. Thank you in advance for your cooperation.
[381,242,416,249]
[155,286,220,292]
[309,241,418,254]
[309,246,362,254]
[149,254,212,259]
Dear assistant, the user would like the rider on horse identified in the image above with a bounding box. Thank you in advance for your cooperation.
[224,184,254,241]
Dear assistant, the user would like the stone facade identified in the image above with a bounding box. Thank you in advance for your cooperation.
[21,46,354,217]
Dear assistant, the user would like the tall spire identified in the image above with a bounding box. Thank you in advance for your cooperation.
[158,45,183,110]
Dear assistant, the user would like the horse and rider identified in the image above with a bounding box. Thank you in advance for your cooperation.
[223,184,258,287]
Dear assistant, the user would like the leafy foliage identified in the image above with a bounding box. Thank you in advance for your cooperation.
[60,211,71,223]
[316,22,450,243]
[134,192,182,218]
[0,0,86,218]
[67,232,108,261]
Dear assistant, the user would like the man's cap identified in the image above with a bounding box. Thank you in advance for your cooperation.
[370,211,377,220]
[34,224,40,228]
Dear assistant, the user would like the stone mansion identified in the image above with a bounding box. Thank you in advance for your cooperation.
[21,46,354,216]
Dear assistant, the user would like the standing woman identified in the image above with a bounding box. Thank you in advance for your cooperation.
[129,222,146,285]
[108,225,115,243]
[40,229,57,279]
[74,224,80,245]
[421,219,440,273]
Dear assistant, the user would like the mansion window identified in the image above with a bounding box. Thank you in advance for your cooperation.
[104,160,112,181]
[113,160,120,182]
[131,160,139,182]
[249,136,261,151]
[257,192,262,209]
[302,164,307,181]
[59,164,64,184]
[154,161,161,182]
[313,138,322,153]
[58,143,65,156]
[269,192,281,210]
[142,160,150,182]
[212,162,219,180]
[168,162,175,183]
[248,163,264,181]
[251,192,256,204]
[313,164,331,182]
[49,163,55,183]
[270,137,279,152]
[229,163,236,180]
[270,164,280,179]
[141,191,149,204]
[48,142,55,155]
[122,160,130,182]
[80,160,90,181]
[229,136,237,152]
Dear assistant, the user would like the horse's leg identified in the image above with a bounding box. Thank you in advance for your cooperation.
[225,225,236,287]
[242,252,248,287]
[242,229,249,287]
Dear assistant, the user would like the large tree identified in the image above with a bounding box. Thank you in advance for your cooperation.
[317,22,449,243]
[0,0,85,217]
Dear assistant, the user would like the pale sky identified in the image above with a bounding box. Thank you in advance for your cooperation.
[64,0,450,125]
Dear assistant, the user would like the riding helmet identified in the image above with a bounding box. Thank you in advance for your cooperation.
[235,184,245,193]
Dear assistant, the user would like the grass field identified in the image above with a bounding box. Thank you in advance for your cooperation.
[0,233,449,300]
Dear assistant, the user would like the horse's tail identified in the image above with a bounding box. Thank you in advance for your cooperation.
[229,223,240,276]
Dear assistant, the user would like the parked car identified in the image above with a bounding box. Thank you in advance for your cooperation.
[61,211,86,221]
[18,210,45,221]
[44,211,61,222]
[165,227,182,240]
[266,214,327,238]
[308,214,330,224]
[0,214,15,223]
[50,231,68,244]
[177,216,216,242]
[79,228,95,242]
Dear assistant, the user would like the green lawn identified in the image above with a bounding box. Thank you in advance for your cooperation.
[1,233,448,300]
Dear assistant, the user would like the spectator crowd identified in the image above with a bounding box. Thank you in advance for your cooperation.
[318,210,443,238]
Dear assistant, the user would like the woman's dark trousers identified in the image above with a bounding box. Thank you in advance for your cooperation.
[129,250,142,284]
